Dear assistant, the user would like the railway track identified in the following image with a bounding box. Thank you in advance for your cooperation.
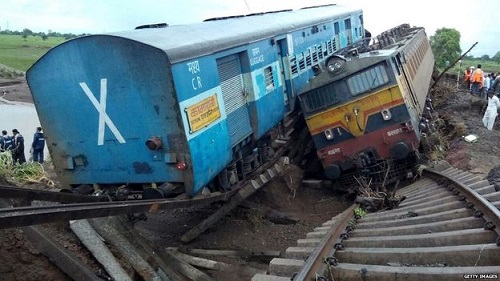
[0,109,306,280]
[253,162,500,281]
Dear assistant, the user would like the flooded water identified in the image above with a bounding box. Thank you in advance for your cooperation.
[0,97,48,161]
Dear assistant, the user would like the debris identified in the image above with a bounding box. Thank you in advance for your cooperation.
[464,134,478,143]
[70,220,132,281]
[167,247,281,259]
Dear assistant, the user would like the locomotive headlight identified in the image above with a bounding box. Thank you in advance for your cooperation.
[325,56,346,74]
[381,109,392,120]
[324,129,334,140]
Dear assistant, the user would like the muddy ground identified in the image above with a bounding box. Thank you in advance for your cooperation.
[0,77,499,280]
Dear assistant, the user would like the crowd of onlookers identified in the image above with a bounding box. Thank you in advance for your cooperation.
[463,64,500,98]
[463,64,500,130]
[0,127,45,164]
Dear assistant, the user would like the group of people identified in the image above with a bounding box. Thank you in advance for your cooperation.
[0,127,45,164]
[464,64,500,130]
[463,64,500,97]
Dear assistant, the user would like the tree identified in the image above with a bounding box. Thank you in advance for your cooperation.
[430,28,461,69]
[492,51,500,65]
[481,54,490,60]
[22,28,33,36]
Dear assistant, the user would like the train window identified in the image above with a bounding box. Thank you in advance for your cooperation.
[334,22,339,34]
[344,19,351,29]
[264,66,275,92]
[347,64,389,96]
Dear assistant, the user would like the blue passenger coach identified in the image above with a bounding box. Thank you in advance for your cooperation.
[27,5,366,196]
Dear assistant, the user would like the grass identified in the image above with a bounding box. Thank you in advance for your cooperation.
[0,34,64,72]
[444,59,500,75]
[0,151,54,186]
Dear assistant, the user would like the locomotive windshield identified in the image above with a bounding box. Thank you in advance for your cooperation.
[300,63,389,113]
[300,82,342,112]
[347,64,389,95]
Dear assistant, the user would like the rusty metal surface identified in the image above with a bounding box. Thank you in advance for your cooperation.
[292,204,356,281]
[0,185,106,203]
[0,190,237,229]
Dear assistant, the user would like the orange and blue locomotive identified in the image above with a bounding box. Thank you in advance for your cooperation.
[298,24,435,188]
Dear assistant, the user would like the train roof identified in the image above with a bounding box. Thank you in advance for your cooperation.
[95,5,362,63]
[298,26,427,94]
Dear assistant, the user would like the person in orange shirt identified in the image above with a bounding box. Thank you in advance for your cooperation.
[470,64,484,96]
[464,67,472,90]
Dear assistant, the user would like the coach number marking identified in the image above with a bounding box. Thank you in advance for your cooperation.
[387,128,403,137]
[79,79,126,146]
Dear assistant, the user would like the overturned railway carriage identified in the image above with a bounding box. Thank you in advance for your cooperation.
[298,25,435,188]
[26,5,367,196]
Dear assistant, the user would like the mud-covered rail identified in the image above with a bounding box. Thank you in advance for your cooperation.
[254,163,500,281]
[0,191,236,228]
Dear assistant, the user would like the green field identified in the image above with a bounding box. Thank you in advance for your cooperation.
[0,34,64,73]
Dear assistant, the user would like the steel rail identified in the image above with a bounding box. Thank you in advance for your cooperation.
[0,185,106,203]
[0,190,238,229]
[423,168,500,237]
[268,167,500,281]
[293,204,356,280]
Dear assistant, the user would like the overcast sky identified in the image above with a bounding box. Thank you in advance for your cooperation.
[2,0,498,57]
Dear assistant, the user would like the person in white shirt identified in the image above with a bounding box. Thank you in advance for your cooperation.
[482,74,491,99]
[482,91,500,130]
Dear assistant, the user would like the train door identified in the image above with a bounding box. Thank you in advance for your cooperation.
[217,55,253,146]
[276,38,293,112]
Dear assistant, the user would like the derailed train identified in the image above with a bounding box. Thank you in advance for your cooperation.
[26,5,370,197]
[299,24,435,188]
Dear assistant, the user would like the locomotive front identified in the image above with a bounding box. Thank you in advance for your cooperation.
[299,25,434,188]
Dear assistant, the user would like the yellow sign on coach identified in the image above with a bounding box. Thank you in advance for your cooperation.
[186,94,221,133]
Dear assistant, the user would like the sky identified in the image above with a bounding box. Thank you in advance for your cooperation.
[1,0,499,57]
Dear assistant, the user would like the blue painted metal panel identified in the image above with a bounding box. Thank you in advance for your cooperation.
[172,59,233,193]
[251,90,287,137]
[27,36,190,188]
[187,122,232,194]
[172,56,220,103]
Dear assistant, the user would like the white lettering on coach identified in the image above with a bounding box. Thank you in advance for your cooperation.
[387,128,403,137]
[79,79,126,146]
[327,148,341,155]
[187,60,203,90]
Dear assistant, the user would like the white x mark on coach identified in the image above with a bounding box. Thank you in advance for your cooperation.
[79,79,126,146]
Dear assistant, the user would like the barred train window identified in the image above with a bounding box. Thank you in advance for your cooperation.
[347,64,389,96]
[264,66,275,92]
